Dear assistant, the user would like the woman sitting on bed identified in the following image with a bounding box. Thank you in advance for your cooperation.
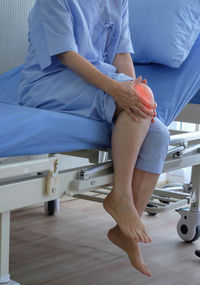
[17,0,170,277]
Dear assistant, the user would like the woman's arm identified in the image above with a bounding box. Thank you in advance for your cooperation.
[56,51,154,121]
[56,51,119,98]
[113,53,136,78]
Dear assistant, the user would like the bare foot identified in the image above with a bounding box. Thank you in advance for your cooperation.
[103,191,151,243]
[107,225,151,277]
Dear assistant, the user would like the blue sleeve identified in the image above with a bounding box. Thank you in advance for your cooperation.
[116,0,134,54]
[29,0,78,70]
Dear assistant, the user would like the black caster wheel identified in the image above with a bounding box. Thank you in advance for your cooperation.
[187,226,200,242]
[44,199,59,216]
[147,203,158,216]
[47,200,56,216]
[176,208,200,242]
[159,197,170,205]
[195,250,200,257]
[177,222,200,242]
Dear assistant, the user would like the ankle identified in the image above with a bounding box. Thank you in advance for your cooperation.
[108,190,132,206]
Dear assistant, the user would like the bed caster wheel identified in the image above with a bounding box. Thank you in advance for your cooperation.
[195,250,200,257]
[146,203,158,216]
[44,199,60,216]
[176,208,200,242]
[159,197,170,205]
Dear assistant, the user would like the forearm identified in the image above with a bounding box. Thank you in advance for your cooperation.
[113,53,136,78]
[56,51,118,98]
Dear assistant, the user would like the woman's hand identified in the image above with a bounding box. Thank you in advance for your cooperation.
[56,52,157,123]
[141,78,157,123]
[110,76,157,123]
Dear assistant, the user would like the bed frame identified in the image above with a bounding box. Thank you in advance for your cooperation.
[0,103,200,284]
[1,0,200,282]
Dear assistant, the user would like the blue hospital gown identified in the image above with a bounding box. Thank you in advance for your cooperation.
[17,0,170,175]
[17,0,134,125]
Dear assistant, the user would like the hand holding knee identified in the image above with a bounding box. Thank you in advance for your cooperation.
[111,77,156,123]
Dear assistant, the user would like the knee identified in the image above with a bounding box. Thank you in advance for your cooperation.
[135,118,170,174]
[149,119,170,153]
[118,109,151,127]
[160,123,170,148]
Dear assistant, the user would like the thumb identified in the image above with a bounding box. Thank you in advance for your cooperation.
[134,76,142,84]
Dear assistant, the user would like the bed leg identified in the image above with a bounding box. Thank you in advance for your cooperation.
[176,165,200,242]
[0,212,20,285]
[190,164,200,211]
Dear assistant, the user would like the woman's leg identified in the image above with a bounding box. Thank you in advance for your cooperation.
[107,118,170,276]
[131,116,170,217]
[103,109,152,243]
[108,170,159,277]
[132,169,160,216]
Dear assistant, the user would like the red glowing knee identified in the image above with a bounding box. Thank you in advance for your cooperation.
[134,83,154,109]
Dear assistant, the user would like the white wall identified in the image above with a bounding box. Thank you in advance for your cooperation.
[0,0,35,74]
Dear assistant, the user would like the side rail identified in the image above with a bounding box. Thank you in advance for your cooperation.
[68,131,200,214]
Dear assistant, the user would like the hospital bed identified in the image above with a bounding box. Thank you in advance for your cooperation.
[1,36,200,285]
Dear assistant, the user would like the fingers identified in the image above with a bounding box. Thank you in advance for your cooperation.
[135,100,154,117]
[131,105,149,119]
[152,102,157,122]
[142,78,147,85]
[125,108,139,122]
[151,102,157,123]
[133,76,147,85]
[133,76,142,85]
[126,107,154,124]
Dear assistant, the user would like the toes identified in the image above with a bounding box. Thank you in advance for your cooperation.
[142,229,152,243]
[137,263,151,277]
[145,232,152,243]
[140,232,149,243]
[143,231,152,243]
[123,228,140,243]
[136,231,145,243]
[144,265,151,277]
[134,230,150,244]
[124,229,139,242]
[132,232,140,242]
[128,231,140,242]
[126,229,150,244]
[134,261,151,277]
[119,223,152,244]
[144,269,151,277]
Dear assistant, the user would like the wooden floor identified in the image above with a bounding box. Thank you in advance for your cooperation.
[10,199,200,285]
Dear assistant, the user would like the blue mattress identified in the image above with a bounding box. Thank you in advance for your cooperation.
[0,102,112,157]
[0,42,200,157]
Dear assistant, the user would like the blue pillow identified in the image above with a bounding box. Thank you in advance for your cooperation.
[129,0,200,68]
